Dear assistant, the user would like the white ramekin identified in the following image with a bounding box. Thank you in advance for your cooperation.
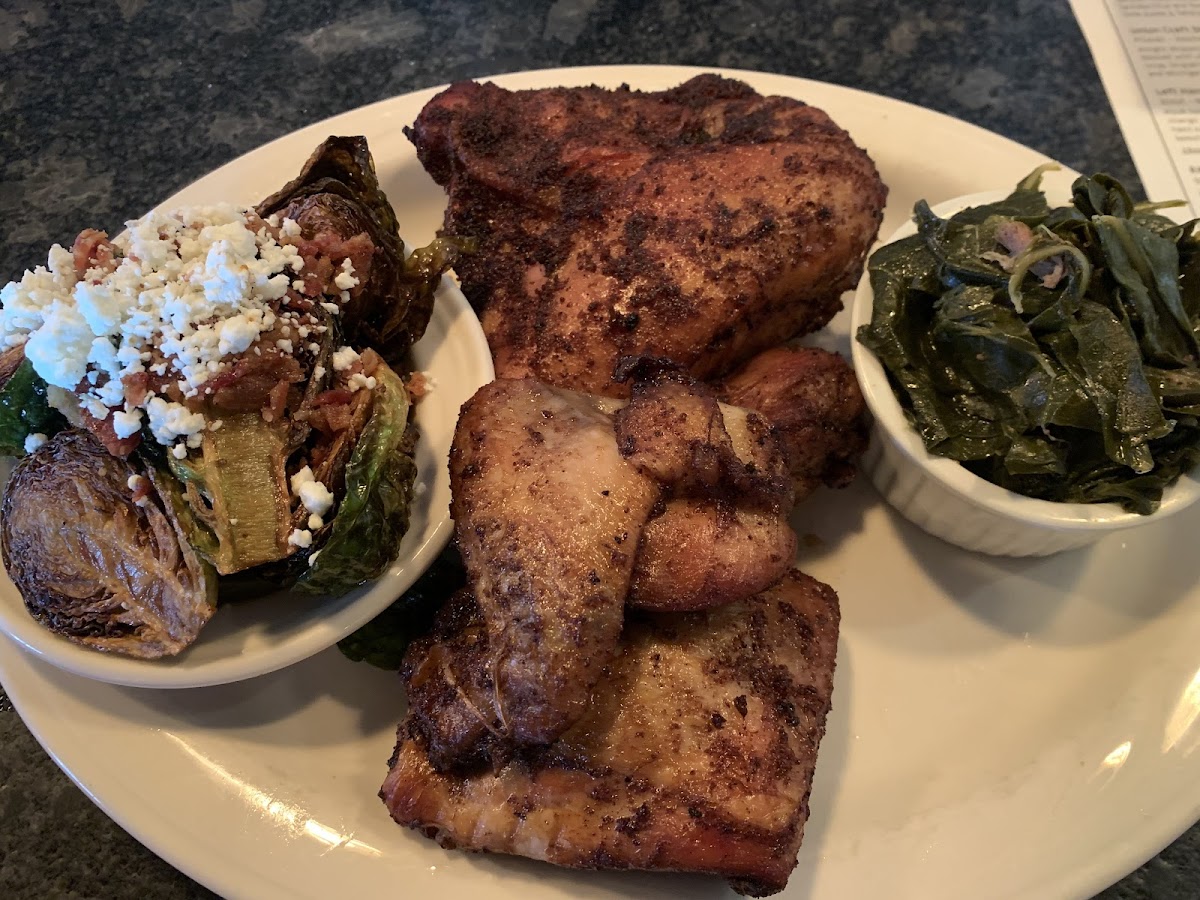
[849,192,1200,557]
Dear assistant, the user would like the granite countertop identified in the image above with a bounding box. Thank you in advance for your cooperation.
[0,0,1194,897]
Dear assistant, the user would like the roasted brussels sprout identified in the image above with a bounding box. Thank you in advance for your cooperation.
[0,135,456,659]
[1,430,216,658]
[257,135,465,363]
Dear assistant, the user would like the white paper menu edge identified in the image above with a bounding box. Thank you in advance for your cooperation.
[1070,0,1195,221]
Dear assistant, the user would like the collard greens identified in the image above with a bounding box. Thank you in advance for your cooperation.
[857,170,1200,514]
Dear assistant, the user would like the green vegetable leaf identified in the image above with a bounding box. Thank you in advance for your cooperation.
[1059,301,1172,474]
[857,167,1200,513]
[1072,173,1136,219]
[1093,215,1199,367]
[0,357,67,457]
[297,360,417,595]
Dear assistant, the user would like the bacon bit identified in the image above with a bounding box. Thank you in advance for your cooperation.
[261,379,291,423]
[405,370,430,401]
[311,389,356,407]
[80,406,141,458]
[71,229,118,280]
[121,371,152,407]
[130,476,152,506]
[309,402,354,435]
[243,211,269,235]
[301,258,335,297]
[208,352,303,413]
[359,347,381,377]
[292,230,375,299]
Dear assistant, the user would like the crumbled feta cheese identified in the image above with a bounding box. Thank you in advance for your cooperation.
[331,346,359,371]
[347,372,377,392]
[287,528,313,549]
[146,396,206,443]
[320,302,339,315]
[307,549,321,567]
[126,474,146,491]
[171,443,188,459]
[290,465,335,517]
[23,432,47,453]
[307,513,324,530]
[280,218,301,238]
[0,204,310,447]
[112,407,143,438]
[313,365,326,380]
[276,339,294,354]
[334,258,359,291]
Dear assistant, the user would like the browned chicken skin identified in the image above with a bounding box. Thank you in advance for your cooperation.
[449,378,656,748]
[446,375,799,756]
[407,74,887,397]
[717,345,870,500]
[382,569,841,897]
[615,363,796,611]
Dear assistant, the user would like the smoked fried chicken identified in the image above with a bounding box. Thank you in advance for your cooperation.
[382,570,840,897]
[407,74,886,397]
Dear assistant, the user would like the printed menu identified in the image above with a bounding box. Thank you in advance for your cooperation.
[1073,0,1200,221]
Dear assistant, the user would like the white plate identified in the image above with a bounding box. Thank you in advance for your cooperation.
[3,65,1199,900]
[0,136,495,688]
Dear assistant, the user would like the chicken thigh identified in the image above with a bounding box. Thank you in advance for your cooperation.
[382,570,841,897]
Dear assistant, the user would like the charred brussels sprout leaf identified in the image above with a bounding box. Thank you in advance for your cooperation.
[0,356,66,457]
[256,135,464,363]
[857,169,1200,513]
[0,430,216,657]
[297,360,417,595]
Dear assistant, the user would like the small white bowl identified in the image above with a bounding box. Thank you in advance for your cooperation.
[0,274,493,687]
[850,190,1200,557]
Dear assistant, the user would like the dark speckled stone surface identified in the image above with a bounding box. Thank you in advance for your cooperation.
[0,1,1194,898]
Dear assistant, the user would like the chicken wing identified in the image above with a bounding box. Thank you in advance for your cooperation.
[382,569,841,897]
[449,378,657,747]
[442,373,801,760]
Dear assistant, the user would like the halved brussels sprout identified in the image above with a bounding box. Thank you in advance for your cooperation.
[1,429,216,657]
[256,135,465,362]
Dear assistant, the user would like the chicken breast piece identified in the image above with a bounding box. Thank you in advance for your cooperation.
[382,569,841,898]
[408,74,887,396]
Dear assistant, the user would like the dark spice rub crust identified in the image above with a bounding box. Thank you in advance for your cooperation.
[407,74,887,396]
[381,569,840,897]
